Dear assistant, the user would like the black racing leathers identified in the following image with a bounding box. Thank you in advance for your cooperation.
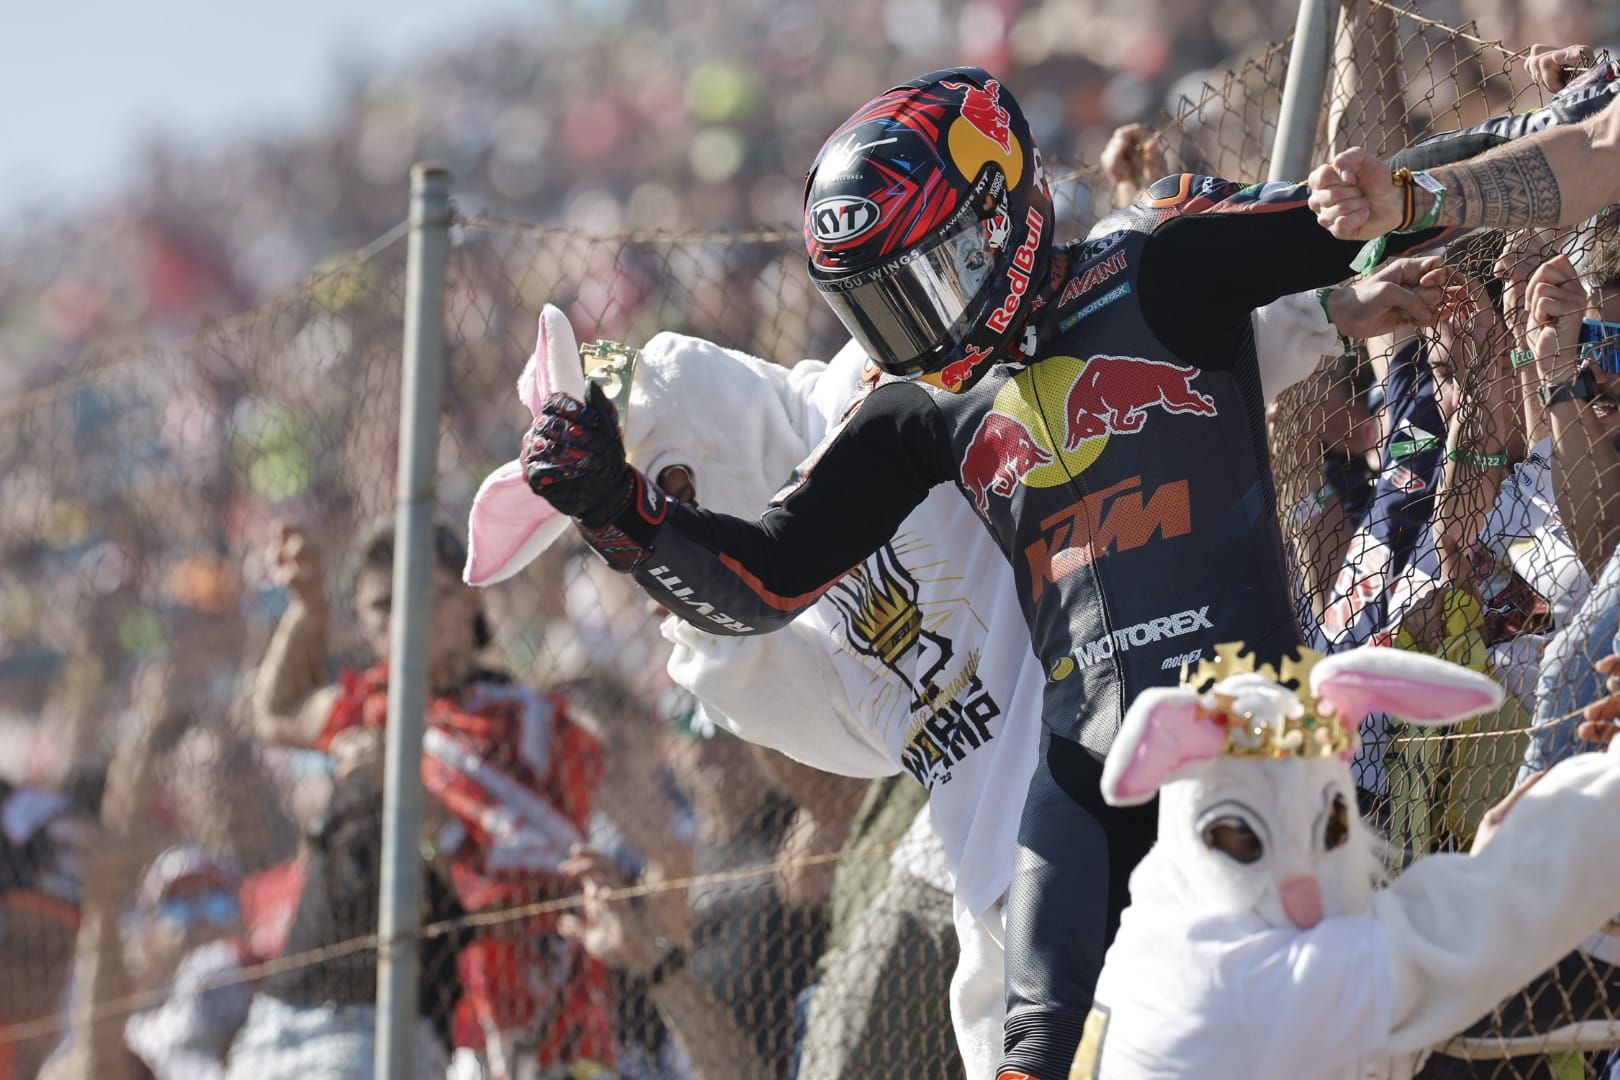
[611,175,1454,758]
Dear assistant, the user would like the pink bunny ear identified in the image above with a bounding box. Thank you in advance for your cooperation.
[463,461,572,586]
[1102,688,1228,806]
[519,304,588,417]
[1310,647,1504,728]
[466,305,592,586]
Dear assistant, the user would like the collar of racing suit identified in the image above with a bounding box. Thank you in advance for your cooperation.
[924,245,1071,395]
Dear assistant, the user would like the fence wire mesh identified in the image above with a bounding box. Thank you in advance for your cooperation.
[4,0,1620,1077]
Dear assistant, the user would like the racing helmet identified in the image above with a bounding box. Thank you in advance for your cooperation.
[803,68,1054,385]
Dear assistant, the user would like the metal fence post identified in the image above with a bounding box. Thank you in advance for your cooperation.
[375,161,452,1080]
[1269,0,1341,182]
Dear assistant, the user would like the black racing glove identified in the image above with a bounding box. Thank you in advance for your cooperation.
[522,382,635,528]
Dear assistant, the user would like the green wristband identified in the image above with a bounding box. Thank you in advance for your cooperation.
[1351,235,1388,275]
[1390,433,1440,459]
[1510,347,1537,369]
[1446,447,1509,467]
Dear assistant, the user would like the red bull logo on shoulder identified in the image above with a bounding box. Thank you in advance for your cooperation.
[955,354,1218,515]
[939,344,996,393]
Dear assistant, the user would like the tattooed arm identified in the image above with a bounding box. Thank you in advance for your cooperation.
[1308,93,1620,239]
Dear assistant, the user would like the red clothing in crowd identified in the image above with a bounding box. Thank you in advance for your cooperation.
[319,663,614,1068]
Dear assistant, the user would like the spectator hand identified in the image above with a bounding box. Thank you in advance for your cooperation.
[558,846,687,977]
[329,726,385,785]
[1325,255,1448,337]
[267,521,325,608]
[1526,254,1590,376]
[1524,44,1595,94]
[1101,123,1167,208]
[1579,655,1620,744]
[1308,147,1403,241]
[1495,229,1559,346]
[522,382,635,528]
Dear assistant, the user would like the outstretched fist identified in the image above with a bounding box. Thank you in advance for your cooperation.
[1307,147,1403,241]
[266,521,325,607]
[522,381,634,527]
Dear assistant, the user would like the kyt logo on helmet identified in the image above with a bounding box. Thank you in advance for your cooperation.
[808,196,881,244]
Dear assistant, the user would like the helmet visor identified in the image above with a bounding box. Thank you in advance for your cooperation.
[814,216,999,377]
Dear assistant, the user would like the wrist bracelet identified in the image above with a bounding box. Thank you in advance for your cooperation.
[1316,287,1356,356]
[1395,170,1445,234]
[1390,432,1440,459]
[1393,167,1417,231]
[1356,170,1446,272]
[1510,347,1537,369]
[1352,235,1388,275]
[1445,447,1509,467]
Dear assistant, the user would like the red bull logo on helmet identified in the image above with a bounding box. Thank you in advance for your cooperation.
[956,353,1218,515]
[985,204,1045,334]
[943,84,1024,189]
[942,79,1013,153]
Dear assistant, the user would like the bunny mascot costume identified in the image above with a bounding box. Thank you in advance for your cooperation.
[1076,643,1620,1078]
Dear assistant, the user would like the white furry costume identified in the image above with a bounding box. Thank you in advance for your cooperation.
[1076,645,1620,1079]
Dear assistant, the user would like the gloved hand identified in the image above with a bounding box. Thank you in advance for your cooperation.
[523,382,635,528]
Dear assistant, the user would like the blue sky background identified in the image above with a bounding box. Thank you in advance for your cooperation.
[0,0,544,224]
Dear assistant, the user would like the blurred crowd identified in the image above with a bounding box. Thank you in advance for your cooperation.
[5,0,1620,1077]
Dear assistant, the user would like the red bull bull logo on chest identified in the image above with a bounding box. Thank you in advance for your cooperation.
[957,353,1218,515]
[939,344,996,393]
[1061,356,1216,449]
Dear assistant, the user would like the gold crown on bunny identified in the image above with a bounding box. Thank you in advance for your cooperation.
[1179,642,1354,760]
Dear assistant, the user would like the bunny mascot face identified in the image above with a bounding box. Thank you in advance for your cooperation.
[1098,646,1502,933]
[1080,644,1489,1080]
[1112,671,1379,933]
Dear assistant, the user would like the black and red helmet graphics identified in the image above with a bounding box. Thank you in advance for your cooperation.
[803,68,1054,385]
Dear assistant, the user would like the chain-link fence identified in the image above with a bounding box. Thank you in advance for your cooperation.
[5,0,1620,1076]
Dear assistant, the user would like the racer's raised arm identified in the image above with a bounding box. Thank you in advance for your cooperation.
[1127,175,1458,374]
[524,377,953,636]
